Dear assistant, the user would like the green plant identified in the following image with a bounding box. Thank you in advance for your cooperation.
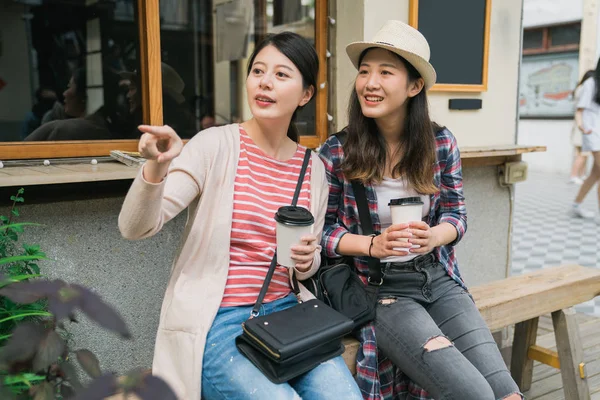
[0,189,50,339]
[0,190,176,399]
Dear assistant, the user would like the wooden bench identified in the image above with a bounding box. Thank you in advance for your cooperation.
[341,264,600,400]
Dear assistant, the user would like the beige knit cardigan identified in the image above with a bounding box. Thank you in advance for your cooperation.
[118,124,328,399]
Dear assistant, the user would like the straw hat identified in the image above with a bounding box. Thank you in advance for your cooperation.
[346,20,437,90]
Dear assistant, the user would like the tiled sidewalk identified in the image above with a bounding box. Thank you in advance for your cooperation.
[511,171,600,316]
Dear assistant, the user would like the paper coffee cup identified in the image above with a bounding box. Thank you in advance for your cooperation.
[389,197,424,242]
[274,206,315,268]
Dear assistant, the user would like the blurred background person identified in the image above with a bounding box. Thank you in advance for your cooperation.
[41,67,87,125]
[569,69,595,184]
[20,86,57,139]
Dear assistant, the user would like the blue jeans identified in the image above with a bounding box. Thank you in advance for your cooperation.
[202,294,363,400]
[375,254,522,400]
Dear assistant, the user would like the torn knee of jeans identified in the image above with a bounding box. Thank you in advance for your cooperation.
[422,335,453,352]
[378,297,397,305]
[500,392,523,400]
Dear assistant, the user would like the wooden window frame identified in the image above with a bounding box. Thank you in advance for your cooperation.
[522,22,580,56]
[408,0,491,93]
[1,0,328,160]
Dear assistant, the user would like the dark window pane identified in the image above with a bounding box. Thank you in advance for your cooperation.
[523,29,544,50]
[2,0,143,142]
[157,0,206,139]
[158,0,318,138]
[263,0,316,136]
[550,24,580,47]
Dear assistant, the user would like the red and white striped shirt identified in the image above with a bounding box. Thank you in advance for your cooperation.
[220,127,312,307]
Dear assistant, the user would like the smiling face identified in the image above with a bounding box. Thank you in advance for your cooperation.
[355,48,424,127]
[246,45,313,123]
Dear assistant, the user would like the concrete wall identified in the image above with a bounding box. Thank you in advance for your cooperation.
[7,195,186,374]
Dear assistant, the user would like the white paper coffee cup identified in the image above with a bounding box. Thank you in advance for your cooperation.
[389,197,424,242]
[274,206,315,268]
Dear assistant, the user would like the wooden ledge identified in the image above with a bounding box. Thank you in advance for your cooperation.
[461,145,546,167]
[0,161,139,187]
[0,145,546,187]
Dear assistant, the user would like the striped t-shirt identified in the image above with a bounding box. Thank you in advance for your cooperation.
[220,127,312,307]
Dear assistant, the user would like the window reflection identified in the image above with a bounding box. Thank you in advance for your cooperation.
[159,0,317,138]
[0,0,320,143]
[1,0,142,142]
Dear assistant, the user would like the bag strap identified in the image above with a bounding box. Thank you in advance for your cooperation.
[337,131,382,285]
[251,149,312,317]
[351,181,383,285]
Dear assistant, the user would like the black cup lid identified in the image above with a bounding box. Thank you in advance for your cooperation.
[388,197,424,206]
[274,206,314,226]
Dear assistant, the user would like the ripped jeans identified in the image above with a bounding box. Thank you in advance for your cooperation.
[374,254,522,400]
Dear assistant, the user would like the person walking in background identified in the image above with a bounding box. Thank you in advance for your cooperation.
[569,70,595,184]
[571,59,600,218]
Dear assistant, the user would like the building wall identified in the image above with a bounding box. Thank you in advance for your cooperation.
[522,0,582,28]
[517,0,597,174]
[518,119,576,174]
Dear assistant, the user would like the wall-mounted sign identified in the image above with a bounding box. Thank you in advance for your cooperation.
[519,52,579,118]
[409,0,491,93]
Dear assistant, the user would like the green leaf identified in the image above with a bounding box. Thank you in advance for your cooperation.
[0,255,51,266]
[10,209,19,217]
[23,244,41,254]
[0,223,43,232]
[29,264,40,275]
[3,373,46,385]
[0,274,43,287]
[0,311,53,324]
[0,216,8,223]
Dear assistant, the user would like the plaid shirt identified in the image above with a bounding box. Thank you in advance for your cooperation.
[318,127,468,400]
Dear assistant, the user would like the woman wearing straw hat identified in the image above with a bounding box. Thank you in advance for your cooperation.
[319,20,522,400]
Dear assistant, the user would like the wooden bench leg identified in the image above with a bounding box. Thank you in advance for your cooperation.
[552,308,590,400]
[511,317,538,391]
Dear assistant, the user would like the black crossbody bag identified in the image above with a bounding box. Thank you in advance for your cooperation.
[304,131,382,331]
[235,149,354,384]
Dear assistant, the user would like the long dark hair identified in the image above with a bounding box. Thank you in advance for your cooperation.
[341,49,440,194]
[591,59,600,105]
[246,32,318,142]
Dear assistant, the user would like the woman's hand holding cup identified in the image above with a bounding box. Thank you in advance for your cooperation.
[290,234,318,272]
[370,224,413,259]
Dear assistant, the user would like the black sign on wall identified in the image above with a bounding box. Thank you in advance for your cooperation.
[409,0,491,92]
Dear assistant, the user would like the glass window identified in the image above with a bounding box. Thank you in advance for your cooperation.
[158,0,317,139]
[549,24,580,47]
[0,0,144,143]
[523,29,544,50]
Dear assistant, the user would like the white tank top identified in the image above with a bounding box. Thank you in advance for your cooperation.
[373,176,431,263]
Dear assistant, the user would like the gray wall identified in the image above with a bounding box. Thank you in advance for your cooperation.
[7,165,510,373]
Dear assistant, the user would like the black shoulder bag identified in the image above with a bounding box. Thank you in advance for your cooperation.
[235,149,354,384]
[304,131,381,330]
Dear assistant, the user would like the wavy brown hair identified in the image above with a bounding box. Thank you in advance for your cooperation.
[341,49,441,194]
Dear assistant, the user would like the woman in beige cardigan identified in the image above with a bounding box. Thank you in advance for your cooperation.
[119,32,362,400]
